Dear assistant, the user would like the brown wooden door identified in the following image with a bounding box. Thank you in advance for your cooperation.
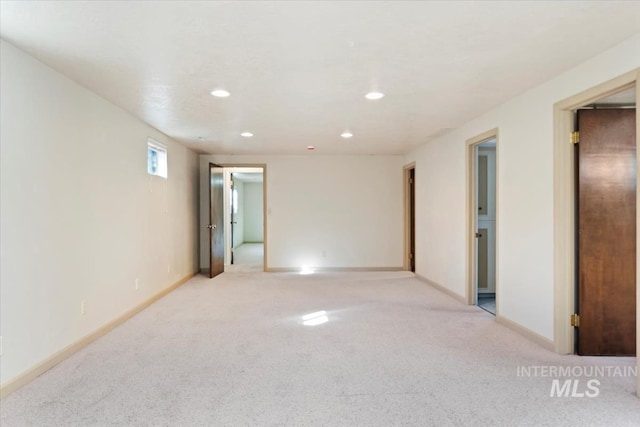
[577,108,636,356]
[209,163,224,278]
[409,168,415,272]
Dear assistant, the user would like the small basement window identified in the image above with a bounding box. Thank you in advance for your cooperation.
[147,138,167,178]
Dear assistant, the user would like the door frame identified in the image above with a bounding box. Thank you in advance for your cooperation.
[219,163,268,272]
[403,162,416,271]
[465,128,499,309]
[553,68,640,367]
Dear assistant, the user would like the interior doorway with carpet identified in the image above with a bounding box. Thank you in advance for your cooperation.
[466,130,498,316]
[224,166,266,272]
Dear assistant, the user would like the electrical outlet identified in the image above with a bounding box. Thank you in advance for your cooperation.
[80,300,86,315]
[135,278,140,290]
[0,336,3,357]
[167,264,171,273]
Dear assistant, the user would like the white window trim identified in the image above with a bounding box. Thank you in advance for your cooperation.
[147,137,168,179]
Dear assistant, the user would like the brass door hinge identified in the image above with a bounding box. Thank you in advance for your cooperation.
[571,313,580,327]
[409,178,414,184]
[409,253,413,260]
[570,131,580,145]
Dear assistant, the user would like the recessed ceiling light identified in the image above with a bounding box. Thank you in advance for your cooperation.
[240,132,254,138]
[341,131,353,139]
[210,89,230,98]
[365,91,385,100]
[307,145,315,151]
[198,136,204,141]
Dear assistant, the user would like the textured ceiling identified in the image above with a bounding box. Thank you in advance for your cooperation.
[1,1,639,155]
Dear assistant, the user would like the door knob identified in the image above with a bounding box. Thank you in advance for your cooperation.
[475,232,482,238]
[207,224,217,230]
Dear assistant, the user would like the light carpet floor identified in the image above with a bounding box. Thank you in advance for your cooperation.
[225,243,264,273]
[1,272,639,426]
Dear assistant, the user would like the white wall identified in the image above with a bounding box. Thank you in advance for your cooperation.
[243,182,264,243]
[0,40,200,385]
[405,34,640,340]
[199,155,404,270]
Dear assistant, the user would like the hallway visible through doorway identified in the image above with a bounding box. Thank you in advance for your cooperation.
[223,167,265,272]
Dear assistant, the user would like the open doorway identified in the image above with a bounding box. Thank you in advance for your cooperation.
[476,140,497,314]
[466,130,499,316]
[224,167,265,272]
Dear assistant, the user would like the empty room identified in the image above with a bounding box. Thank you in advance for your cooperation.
[1,1,640,426]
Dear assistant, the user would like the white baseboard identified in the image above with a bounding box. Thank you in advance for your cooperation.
[414,274,467,304]
[0,272,197,399]
[414,274,554,351]
[265,266,405,273]
[496,314,554,352]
